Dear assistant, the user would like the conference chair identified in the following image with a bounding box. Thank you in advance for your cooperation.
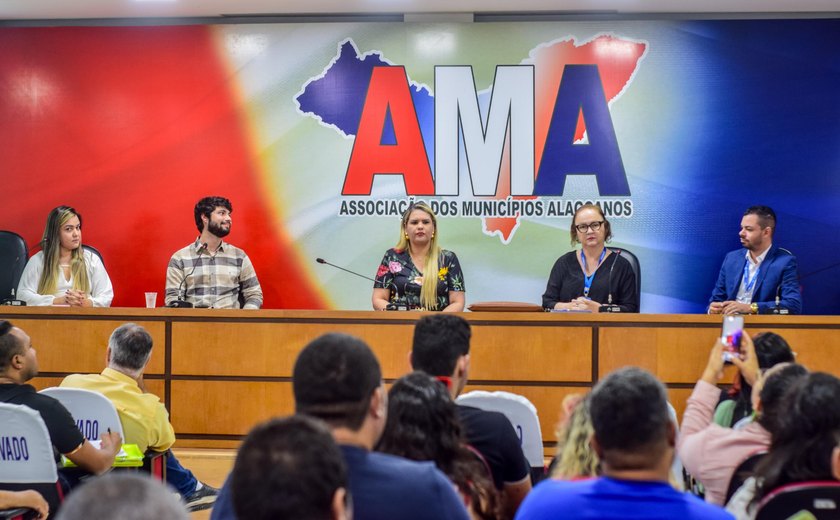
[0,231,28,303]
[0,403,64,519]
[81,244,104,267]
[755,481,840,520]
[456,390,545,483]
[725,451,767,505]
[610,247,641,309]
[39,388,166,481]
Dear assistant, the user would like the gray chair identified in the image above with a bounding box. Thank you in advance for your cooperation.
[0,231,28,302]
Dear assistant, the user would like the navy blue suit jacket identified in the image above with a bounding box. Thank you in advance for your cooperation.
[709,244,802,314]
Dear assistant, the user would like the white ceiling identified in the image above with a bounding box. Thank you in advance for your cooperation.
[1,0,838,20]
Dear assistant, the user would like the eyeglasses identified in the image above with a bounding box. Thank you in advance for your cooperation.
[574,221,604,233]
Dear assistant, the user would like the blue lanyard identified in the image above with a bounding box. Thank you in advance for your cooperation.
[581,248,607,298]
[742,258,760,293]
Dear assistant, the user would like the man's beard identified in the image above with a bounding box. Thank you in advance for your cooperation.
[208,220,230,238]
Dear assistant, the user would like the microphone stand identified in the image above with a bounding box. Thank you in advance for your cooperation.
[316,258,408,311]
[600,249,622,313]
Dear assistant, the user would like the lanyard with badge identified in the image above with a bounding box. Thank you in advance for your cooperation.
[742,259,760,294]
[581,248,607,298]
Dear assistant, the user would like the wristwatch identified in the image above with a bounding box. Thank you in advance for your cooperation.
[750,303,759,314]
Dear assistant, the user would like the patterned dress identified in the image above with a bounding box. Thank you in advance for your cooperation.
[373,248,465,310]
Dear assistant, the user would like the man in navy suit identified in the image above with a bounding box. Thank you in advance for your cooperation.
[709,206,802,315]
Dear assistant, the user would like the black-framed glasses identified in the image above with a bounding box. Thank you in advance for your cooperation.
[575,221,604,233]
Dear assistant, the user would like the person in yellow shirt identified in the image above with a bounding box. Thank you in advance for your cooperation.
[60,323,217,512]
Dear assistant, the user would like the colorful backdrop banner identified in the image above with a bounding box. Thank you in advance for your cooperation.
[2,19,839,312]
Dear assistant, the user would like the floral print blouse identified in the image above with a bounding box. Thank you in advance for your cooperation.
[373,248,465,310]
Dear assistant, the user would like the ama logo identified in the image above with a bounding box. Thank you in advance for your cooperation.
[296,35,647,242]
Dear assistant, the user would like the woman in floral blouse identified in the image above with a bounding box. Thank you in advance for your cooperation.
[372,202,465,311]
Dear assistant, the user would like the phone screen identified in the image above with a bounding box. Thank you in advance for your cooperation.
[721,315,744,363]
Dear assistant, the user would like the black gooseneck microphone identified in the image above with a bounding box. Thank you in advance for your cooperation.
[316,258,407,310]
[169,243,207,308]
[600,249,622,313]
[771,283,789,315]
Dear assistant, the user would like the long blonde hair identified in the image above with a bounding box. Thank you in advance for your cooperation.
[396,202,441,311]
[37,206,90,295]
[551,396,599,480]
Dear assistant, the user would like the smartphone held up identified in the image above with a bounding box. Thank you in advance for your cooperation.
[721,315,744,363]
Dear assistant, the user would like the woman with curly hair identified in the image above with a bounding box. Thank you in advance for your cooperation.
[377,372,500,520]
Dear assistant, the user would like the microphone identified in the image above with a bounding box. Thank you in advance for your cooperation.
[771,283,789,315]
[1,288,26,307]
[600,249,622,313]
[169,243,207,308]
[315,258,407,311]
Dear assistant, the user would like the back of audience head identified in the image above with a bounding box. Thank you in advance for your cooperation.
[377,371,499,520]
[589,367,672,473]
[293,332,383,431]
[754,372,840,502]
[107,323,153,376]
[0,320,21,374]
[551,395,599,480]
[728,332,796,424]
[411,314,471,377]
[232,415,349,520]
[55,473,188,520]
[377,371,463,470]
[753,363,808,435]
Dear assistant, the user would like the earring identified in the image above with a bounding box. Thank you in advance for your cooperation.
[431,233,435,238]
[404,234,409,240]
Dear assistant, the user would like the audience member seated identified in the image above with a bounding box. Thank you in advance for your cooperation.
[58,323,217,512]
[679,333,808,505]
[411,315,532,518]
[378,371,501,520]
[0,320,120,488]
[54,473,188,520]
[211,333,470,520]
[515,367,732,520]
[714,332,795,428]
[17,206,113,307]
[0,490,49,519]
[727,372,840,519]
[230,415,349,520]
[548,395,599,480]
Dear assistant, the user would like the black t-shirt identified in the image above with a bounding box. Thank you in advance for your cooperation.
[0,383,85,461]
[457,404,530,490]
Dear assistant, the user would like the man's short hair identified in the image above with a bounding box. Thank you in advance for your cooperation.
[108,323,153,371]
[55,473,188,520]
[744,205,777,230]
[293,333,382,430]
[590,367,670,458]
[411,315,471,376]
[0,320,22,372]
[232,415,347,520]
[194,196,232,233]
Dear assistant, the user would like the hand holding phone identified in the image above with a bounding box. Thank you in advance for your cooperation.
[721,315,744,363]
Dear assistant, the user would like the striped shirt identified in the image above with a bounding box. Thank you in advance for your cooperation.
[165,239,263,309]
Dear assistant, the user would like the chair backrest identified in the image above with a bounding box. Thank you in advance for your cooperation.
[725,451,767,504]
[756,481,840,520]
[456,390,543,468]
[0,403,63,519]
[0,403,59,484]
[39,388,124,440]
[0,231,28,301]
[81,244,104,268]
[610,247,641,309]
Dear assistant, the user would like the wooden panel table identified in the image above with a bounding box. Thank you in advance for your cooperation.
[2,307,839,455]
